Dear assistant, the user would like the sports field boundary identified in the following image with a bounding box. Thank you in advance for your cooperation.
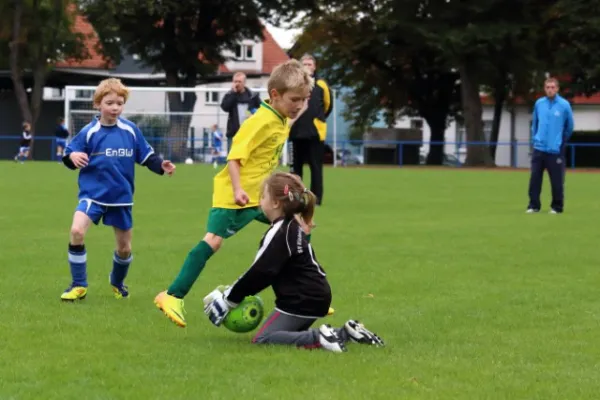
[336,165,600,174]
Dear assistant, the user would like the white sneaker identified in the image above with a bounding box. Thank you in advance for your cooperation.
[344,320,385,346]
[318,324,346,353]
[526,209,539,213]
[549,209,559,214]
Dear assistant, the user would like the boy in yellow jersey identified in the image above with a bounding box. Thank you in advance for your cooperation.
[155,60,314,328]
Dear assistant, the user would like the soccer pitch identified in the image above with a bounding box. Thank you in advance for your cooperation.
[1,161,600,399]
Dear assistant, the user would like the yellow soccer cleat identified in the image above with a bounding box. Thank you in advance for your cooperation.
[328,307,335,316]
[154,291,186,328]
[61,285,87,302]
[109,275,129,299]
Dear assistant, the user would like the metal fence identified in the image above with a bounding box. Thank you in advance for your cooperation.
[1,135,599,169]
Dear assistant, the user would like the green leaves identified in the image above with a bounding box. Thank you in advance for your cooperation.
[0,0,88,129]
[0,0,87,70]
[294,0,462,146]
[81,0,319,85]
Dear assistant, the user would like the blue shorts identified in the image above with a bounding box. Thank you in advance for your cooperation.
[76,199,133,231]
[56,138,67,148]
[19,146,30,153]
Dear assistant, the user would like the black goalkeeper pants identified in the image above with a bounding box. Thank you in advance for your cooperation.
[290,138,324,205]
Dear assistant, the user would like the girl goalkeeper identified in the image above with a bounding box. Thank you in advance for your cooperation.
[203,172,384,352]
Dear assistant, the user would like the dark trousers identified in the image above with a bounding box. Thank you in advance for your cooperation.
[290,138,324,205]
[252,310,349,347]
[528,149,565,212]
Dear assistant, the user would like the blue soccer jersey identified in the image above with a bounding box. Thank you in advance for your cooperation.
[64,117,154,206]
[213,130,223,152]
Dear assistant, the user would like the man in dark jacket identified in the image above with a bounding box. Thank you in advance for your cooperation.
[220,72,262,152]
[289,54,333,205]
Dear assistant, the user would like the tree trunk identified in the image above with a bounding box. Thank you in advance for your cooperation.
[424,113,447,165]
[489,74,507,160]
[9,0,33,125]
[458,59,495,167]
[25,63,47,158]
[165,70,197,161]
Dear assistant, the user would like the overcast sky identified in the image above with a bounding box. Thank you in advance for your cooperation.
[265,23,302,50]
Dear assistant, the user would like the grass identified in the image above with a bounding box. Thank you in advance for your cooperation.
[1,161,600,399]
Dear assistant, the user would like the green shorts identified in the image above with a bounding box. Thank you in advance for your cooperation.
[206,207,270,239]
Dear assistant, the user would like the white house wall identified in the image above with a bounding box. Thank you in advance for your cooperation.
[481,105,532,167]
[222,40,264,74]
[406,103,598,168]
[568,106,600,130]
[115,77,269,148]
[189,77,270,136]
[125,91,167,115]
[393,115,458,160]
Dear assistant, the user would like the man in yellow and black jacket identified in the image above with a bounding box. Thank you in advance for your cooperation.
[289,54,333,205]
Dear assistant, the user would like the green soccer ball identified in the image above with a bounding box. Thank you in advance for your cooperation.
[223,295,265,333]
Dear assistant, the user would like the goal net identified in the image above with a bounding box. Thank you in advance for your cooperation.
[64,85,299,165]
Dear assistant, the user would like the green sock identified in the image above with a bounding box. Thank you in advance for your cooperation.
[167,240,214,298]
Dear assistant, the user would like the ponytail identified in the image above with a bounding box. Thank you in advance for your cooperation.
[297,187,316,228]
[265,172,318,228]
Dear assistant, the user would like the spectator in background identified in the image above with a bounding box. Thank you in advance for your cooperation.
[289,54,333,205]
[55,117,70,160]
[14,121,32,164]
[211,124,224,168]
[220,72,261,153]
[527,77,574,214]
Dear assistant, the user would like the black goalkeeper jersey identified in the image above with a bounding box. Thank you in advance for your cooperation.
[226,216,332,318]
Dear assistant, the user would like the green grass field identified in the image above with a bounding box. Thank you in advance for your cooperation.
[1,161,600,399]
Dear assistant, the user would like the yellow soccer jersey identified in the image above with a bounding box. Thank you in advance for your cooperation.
[212,101,289,209]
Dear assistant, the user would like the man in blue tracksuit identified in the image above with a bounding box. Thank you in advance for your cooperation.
[527,78,574,214]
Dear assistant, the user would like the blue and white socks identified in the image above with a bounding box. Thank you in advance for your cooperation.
[110,251,132,288]
[68,245,133,289]
[68,243,87,287]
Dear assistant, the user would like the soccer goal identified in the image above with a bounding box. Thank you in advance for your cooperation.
[64,85,339,166]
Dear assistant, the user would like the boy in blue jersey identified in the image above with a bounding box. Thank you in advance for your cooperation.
[211,124,224,167]
[60,78,176,302]
[527,78,574,214]
[54,117,70,159]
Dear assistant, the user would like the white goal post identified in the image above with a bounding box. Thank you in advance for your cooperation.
[63,85,338,167]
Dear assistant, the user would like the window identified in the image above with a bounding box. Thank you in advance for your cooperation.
[205,91,219,105]
[483,120,493,142]
[234,45,243,59]
[234,44,256,61]
[43,88,64,100]
[456,121,466,145]
[245,45,254,60]
[410,119,424,129]
[75,90,93,99]
[455,120,493,144]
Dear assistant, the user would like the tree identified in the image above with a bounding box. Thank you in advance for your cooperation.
[302,0,580,166]
[0,0,87,140]
[82,0,318,159]
[294,1,462,165]
[414,0,520,166]
[538,0,600,99]
[482,0,600,160]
